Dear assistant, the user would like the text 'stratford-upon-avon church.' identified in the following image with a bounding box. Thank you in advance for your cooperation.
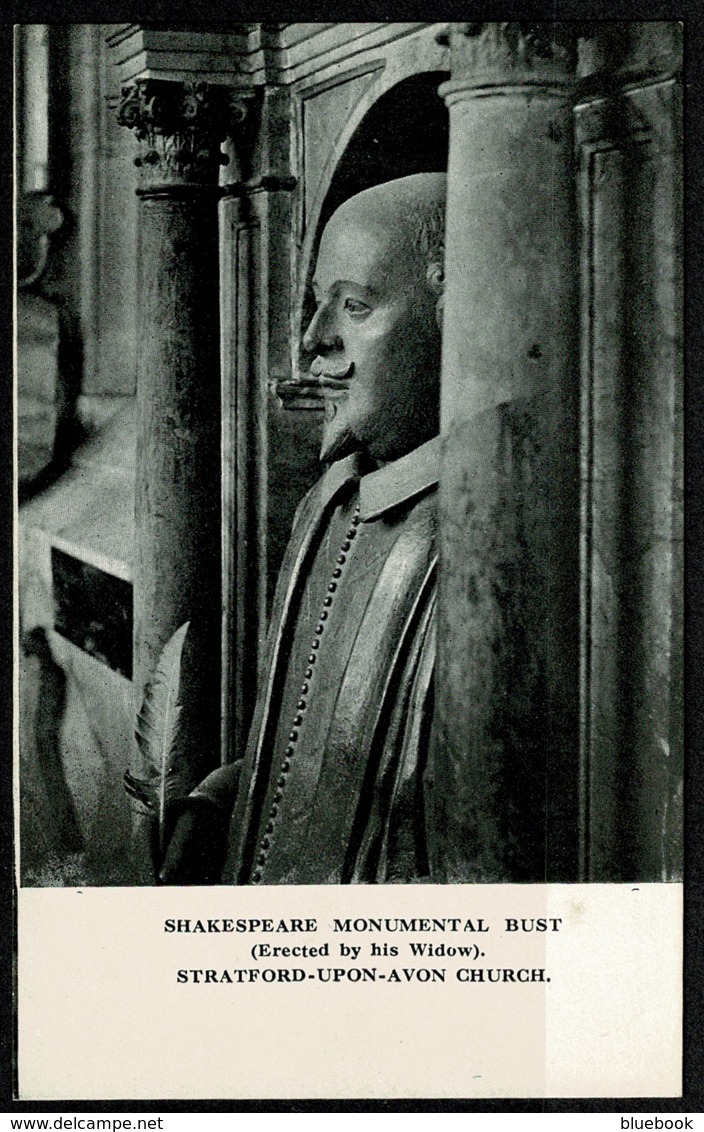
[16,22,683,886]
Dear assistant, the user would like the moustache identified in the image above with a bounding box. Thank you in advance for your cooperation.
[309,356,354,383]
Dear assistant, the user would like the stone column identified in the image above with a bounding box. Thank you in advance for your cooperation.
[219,82,298,765]
[118,80,234,881]
[575,25,683,881]
[220,180,267,767]
[433,23,580,881]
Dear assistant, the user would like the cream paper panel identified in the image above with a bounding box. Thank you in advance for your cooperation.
[544,884,682,1097]
[17,883,681,1100]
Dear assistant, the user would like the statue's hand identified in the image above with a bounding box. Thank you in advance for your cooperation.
[159,799,230,885]
[158,761,242,885]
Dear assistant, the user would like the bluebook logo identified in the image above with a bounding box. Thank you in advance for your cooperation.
[621,1122,693,1129]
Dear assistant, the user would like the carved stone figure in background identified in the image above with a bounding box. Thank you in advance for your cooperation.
[162,173,446,884]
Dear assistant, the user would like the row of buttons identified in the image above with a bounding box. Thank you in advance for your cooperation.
[251,503,362,883]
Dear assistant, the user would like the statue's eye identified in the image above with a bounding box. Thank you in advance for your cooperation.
[343,297,370,315]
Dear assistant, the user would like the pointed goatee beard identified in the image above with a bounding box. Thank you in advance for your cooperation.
[320,418,361,465]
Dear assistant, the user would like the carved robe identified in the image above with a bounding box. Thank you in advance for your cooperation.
[197,437,440,885]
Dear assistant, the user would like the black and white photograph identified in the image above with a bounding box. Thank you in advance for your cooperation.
[13,17,687,1104]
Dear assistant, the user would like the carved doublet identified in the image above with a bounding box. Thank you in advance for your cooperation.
[224,441,440,885]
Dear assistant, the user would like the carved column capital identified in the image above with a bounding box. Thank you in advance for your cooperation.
[438,21,579,97]
[117,79,251,189]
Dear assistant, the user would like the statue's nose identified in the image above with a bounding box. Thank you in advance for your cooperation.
[302,303,343,355]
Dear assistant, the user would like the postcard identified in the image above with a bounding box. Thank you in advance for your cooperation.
[14,16,685,1107]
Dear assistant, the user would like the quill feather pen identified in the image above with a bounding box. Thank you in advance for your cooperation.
[124,621,190,855]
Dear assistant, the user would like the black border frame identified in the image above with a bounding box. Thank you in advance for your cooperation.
[4,1,701,1113]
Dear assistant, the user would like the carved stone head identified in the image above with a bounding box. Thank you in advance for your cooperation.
[303,173,447,464]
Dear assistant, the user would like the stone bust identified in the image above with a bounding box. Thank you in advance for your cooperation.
[163,172,447,884]
[306,173,444,466]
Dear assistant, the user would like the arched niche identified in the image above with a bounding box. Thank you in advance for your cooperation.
[293,70,449,376]
[266,68,449,621]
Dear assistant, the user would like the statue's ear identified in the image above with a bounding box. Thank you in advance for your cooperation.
[426,261,445,329]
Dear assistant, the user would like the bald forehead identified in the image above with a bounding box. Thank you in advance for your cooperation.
[328,181,442,256]
[333,175,446,231]
[314,183,443,295]
[313,176,446,291]
[313,215,408,296]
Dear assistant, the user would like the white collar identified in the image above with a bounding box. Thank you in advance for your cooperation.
[318,436,440,522]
